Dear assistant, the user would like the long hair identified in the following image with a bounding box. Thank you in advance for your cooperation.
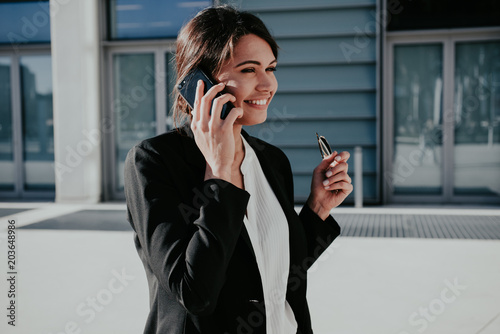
[172,5,278,126]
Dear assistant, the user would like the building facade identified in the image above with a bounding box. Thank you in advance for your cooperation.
[0,0,499,205]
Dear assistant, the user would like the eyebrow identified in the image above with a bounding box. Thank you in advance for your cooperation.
[234,59,277,68]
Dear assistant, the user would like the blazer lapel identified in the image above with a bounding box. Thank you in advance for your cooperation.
[243,131,297,225]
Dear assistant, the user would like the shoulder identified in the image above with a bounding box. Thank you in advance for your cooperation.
[125,126,200,169]
[130,126,193,155]
[139,127,192,153]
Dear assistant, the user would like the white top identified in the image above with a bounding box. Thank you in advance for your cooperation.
[240,135,298,333]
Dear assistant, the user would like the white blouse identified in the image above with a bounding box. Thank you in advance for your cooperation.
[240,135,298,333]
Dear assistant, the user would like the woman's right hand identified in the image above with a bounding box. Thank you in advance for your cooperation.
[190,80,244,183]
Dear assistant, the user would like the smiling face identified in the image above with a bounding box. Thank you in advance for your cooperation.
[215,34,278,126]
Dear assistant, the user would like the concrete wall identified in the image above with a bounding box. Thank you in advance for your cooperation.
[50,0,102,202]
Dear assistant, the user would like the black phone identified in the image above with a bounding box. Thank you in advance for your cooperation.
[177,67,234,120]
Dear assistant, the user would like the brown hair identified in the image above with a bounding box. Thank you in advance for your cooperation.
[172,5,278,126]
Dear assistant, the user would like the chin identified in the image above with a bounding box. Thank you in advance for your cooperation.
[238,110,267,126]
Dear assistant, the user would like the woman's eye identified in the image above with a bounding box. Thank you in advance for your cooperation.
[241,67,276,73]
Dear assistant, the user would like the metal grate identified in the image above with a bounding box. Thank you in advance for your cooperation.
[335,214,500,239]
[20,210,132,231]
[16,210,500,240]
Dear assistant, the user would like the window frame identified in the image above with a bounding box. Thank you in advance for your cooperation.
[102,42,177,201]
[0,45,55,200]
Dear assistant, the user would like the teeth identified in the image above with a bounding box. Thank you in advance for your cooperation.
[246,99,267,105]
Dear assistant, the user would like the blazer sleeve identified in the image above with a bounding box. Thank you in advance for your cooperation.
[299,204,341,265]
[124,143,250,316]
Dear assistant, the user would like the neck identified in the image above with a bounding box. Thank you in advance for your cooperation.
[233,124,244,155]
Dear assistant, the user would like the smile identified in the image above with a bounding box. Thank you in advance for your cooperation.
[244,99,268,106]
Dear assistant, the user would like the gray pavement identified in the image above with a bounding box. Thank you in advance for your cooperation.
[0,202,499,334]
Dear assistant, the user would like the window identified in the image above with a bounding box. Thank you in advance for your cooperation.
[385,32,500,203]
[0,1,51,45]
[112,53,157,190]
[454,41,500,196]
[20,55,54,191]
[108,0,211,40]
[0,53,54,198]
[392,44,443,195]
[0,56,13,191]
[0,2,53,198]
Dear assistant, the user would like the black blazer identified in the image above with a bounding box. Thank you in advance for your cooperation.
[124,126,341,334]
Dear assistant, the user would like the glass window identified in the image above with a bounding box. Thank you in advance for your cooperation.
[0,1,51,44]
[113,53,156,191]
[387,0,500,31]
[108,0,211,40]
[454,41,500,196]
[20,55,55,191]
[392,44,443,195]
[0,57,14,191]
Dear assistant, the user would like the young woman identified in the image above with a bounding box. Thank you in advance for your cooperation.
[124,6,353,334]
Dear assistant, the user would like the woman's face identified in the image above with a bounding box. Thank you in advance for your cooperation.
[215,34,278,126]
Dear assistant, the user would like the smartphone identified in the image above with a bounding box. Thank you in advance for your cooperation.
[177,67,234,120]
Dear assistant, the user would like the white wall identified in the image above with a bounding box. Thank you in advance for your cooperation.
[50,0,102,202]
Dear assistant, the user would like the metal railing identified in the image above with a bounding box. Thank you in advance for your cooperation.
[354,146,363,208]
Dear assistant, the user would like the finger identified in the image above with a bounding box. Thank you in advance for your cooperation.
[325,151,349,170]
[315,151,338,172]
[325,161,349,178]
[327,151,350,169]
[333,150,350,163]
[200,82,226,123]
[210,93,237,122]
[221,106,244,128]
[342,151,351,161]
[192,80,204,123]
[322,171,350,188]
[327,181,353,194]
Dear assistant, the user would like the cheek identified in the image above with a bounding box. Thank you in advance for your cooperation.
[222,80,239,94]
[221,81,247,105]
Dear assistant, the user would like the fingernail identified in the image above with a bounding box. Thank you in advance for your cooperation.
[326,170,333,177]
[322,180,329,186]
[197,80,201,86]
[218,82,225,86]
[324,186,330,190]
[335,156,342,162]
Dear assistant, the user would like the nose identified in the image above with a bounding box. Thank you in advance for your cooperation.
[256,71,276,92]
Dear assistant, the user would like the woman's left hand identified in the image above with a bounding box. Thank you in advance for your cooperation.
[306,151,353,220]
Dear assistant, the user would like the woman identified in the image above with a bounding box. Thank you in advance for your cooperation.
[124,6,353,334]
